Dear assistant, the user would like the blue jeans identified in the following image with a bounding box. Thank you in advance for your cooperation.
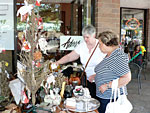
[97,98,110,113]
[97,97,118,113]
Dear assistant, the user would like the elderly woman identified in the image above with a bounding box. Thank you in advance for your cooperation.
[94,31,131,113]
[54,25,106,99]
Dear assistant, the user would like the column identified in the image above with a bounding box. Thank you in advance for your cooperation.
[95,0,120,35]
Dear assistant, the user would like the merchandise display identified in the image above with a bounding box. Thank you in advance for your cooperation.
[0,0,100,112]
[65,97,100,112]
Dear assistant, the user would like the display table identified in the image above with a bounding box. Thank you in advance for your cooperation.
[21,98,99,113]
[56,98,100,113]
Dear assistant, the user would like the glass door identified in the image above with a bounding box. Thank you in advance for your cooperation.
[120,8,146,57]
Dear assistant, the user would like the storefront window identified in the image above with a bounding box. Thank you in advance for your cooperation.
[17,0,95,35]
[121,8,145,47]
[16,0,95,60]
[82,0,91,26]
[17,3,61,32]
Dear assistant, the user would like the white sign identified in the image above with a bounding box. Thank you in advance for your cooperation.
[0,0,14,50]
[60,36,84,50]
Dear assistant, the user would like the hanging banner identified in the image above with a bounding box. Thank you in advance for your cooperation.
[60,36,84,50]
[0,0,14,50]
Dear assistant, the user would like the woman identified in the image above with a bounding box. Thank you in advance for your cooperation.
[124,45,131,60]
[132,44,143,66]
[95,31,131,113]
[54,25,106,99]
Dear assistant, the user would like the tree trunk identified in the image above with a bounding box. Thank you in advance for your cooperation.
[32,92,36,105]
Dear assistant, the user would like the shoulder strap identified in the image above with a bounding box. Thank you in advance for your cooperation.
[83,42,99,72]
[81,42,99,87]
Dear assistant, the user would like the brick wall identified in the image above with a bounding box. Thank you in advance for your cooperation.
[95,0,120,36]
[95,0,150,57]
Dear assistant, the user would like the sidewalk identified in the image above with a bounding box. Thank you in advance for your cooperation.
[127,61,150,113]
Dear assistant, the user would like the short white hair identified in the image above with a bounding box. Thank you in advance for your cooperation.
[82,24,96,36]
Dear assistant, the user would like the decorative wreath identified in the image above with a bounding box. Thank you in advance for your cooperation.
[125,18,140,30]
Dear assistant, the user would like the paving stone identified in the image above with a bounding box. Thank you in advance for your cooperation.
[128,62,150,113]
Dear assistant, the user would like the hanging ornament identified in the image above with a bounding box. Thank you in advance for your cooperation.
[33,51,42,61]
[17,0,34,22]
[38,17,43,29]
[22,13,29,22]
[36,0,42,6]
[22,38,31,52]
[35,62,41,68]
[21,91,29,104]
[23,41,30,50]
[38,38,48,52]
[32,61,41,68]
[35,17,43,29]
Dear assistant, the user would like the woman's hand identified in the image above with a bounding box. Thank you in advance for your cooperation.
[99,82,112,93]
[88,74,96,83]
[99,84,108,93]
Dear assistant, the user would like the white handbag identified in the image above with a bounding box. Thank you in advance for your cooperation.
[105,78,133,113]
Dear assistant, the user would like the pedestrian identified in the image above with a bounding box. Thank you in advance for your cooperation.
[132,44,143,66]
[95,31,131,113]
[124,45,131,60]
[53,24,106,99]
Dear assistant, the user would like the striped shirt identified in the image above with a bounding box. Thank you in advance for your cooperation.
[95,48,130,99]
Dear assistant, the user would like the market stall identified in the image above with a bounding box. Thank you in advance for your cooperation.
[0,0,101,112]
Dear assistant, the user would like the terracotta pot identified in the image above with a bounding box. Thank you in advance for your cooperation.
[69,76,81,85]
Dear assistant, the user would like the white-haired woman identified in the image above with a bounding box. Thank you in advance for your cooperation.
[54,25,106,99]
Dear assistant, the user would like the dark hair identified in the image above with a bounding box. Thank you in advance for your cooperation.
[134,44,141,51]
[97,31,119,46]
